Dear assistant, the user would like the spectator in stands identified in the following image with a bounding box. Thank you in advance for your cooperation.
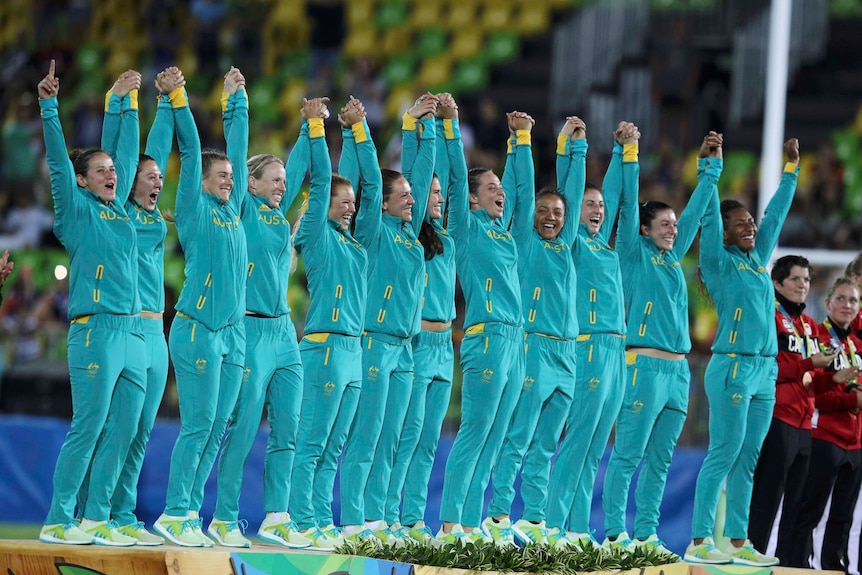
[0,194,54,250]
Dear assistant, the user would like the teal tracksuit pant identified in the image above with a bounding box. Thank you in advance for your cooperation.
[46,314,146,524]
[386,328,454,526]
[164,315,245,516]
[691,353,777,540]
[603,352,689,539]
[341,331,413,525]
[488,333,577,520]
[441,323,524,526]
[215,315,303,520]
[111,318,168,525]
[546,333,626,532]
[289,334,363,530]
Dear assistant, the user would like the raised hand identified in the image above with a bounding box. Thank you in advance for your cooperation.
[156,67,186,94]
[301,97,331,120]
[339,96,366,126]
[785,138,800,165]
[408,93,439,119]
[560,116,586,140]
[507,111,534,132]
[111,69,143,98]
[436,93,458,119]
[615,121,640,145]
[37,59,60,99]
[698,131,723,159]
[223,66,246,96]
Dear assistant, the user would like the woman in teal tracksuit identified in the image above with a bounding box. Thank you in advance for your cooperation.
[209,97,316,549]
[339,96,438,541]
[385,94,458,541]
[602,133,723,554]
[153,68,249,548]
[437,111,532,542]
[288,98,382,550]
[483,117,587,546]
[38,62,147,547]
[95,68,179,546]
[544,122,637,546]
[684,139,800,566]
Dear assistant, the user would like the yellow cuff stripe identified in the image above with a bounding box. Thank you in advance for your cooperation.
[443,119,455,139]
[220,92,230,113]
[516,130,532,146]
[104,92,112,112]
[352,122,369,144]
[623,143,639,162]
[308,118,325,139]
[556,134,568,156]
[401,112,418,131]
[784,162,797,173]
[168,87,188,108]
[129,89,139,110]
[507,140,513,154]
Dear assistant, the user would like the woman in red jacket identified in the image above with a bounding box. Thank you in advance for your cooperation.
[787,277,862,571]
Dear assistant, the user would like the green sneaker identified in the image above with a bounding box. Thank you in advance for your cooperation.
[684,537,732,564]
[207,518,251,548]
[80,519,136,547]
[722,539,779,566]
[546,526,575,549]
[602,531,635,552]
[374,522,416,547]
[117,521,164,546]
[39,523,94,545]
[187,512,214,547]
[480,517,516,547]
[298,526,342,551]
[512,519,549,546]
[434,524,468,545]
[153,513,207,547]
[257,514,312,548]
[343,526,380,545]
[568,531,599,552]
[406,520,436,544]
[633,534,679,561]
[463,525,492,544]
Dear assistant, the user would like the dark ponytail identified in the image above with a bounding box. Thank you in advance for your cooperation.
[418,220,443,260]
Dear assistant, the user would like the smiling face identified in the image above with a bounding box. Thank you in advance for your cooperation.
[383,175,415,222]
[250,161,287,208]
[427,176,443,220]
[580,188,604,234]
[202,160,234,202]
[76,152,117,202]
[774,265,811,305]
[642,208,678,251]
[826,283,860,329]
[132,159,163,210]
[534,194,565,241]
[724,207,757,251]
[469,171,505,218]
[328,184,356,231]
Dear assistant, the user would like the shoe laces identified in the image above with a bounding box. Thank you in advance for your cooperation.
[128,521,146,531]
[182,517,201,533]
[224,519,248,533]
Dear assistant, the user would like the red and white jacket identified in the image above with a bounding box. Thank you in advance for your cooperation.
[773,296,820,430]
[811,319,862,450]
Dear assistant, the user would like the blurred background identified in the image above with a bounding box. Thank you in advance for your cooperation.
[1,0,862,550]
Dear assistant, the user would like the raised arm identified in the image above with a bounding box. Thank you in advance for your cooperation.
[509,112,536,246]
[675,132,723,257]
[754,138,800,262]
[113,72,143,204]
[347,99,383,246]
[434,116,450,208]
[597,122,629,244]
[282,99,319,215]
[337,98,360,188]
[614,122,641,261]
[402,95,438,235]
[443,111,469,241]
[296,98,331,244]
[558,116,587,247]
[146,68,183,175]
[222,67,249,215]
[169,81,203,221]
[38,60,76,241]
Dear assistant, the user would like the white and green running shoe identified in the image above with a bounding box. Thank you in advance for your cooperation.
[39,523,95,545]
[722,539,779,566]
[512,519,549,546]
[684,537,732,564]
